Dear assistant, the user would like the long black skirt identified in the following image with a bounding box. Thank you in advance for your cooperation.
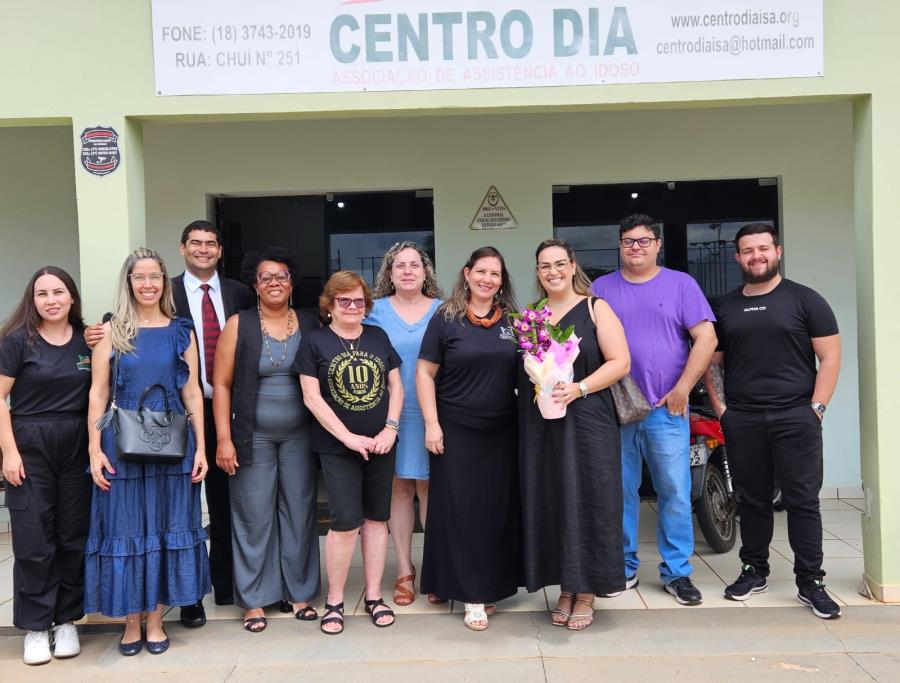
[420,410,522,603]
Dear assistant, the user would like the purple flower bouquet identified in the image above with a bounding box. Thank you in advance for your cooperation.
[509,299,581,419]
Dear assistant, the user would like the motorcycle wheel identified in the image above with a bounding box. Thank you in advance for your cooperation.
[695,463,737,553]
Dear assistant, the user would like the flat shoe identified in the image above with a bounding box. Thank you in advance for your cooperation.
[551,591,574,627]
[364,598,396,628]
[293,605,318,621]
[146,629,169,655]
[464,603,489,632]
[567,596,595,631]
[393,566,416,606]
[118,637,142,657]
[242,617,267,633]
[320,602,344,635]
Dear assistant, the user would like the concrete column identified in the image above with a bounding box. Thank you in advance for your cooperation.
[854,94,900,602]
[72,115,146,321]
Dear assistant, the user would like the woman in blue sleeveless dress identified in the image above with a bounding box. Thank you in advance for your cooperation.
[367,242,442,607]
[85,248,210,656]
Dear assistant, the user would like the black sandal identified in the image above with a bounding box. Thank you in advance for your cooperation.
[320,602,344,635]
[364,597,396,628]
[294,605,318,621]
[243,616,267,633]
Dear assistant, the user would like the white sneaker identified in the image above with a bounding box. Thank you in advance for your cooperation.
[23,630,52,665]
[51,622,81,658]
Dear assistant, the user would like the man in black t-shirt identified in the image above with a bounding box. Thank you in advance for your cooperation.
[705,223,842,619]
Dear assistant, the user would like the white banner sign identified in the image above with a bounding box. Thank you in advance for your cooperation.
[151,1,823,96]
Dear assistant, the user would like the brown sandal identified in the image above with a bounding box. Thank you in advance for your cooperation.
[393,566,416,606]
[566,595,595,631]
[551,592,574,627]
[427,593,447,605]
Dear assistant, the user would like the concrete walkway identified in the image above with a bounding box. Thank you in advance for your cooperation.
[1,606,898,682]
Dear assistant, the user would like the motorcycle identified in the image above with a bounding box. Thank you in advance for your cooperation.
[689,406,737,552]
[639,383,738,553]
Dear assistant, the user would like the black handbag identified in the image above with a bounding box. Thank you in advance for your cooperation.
[96,352,189,464]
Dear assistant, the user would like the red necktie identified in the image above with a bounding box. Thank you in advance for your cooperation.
[199,284,221,385]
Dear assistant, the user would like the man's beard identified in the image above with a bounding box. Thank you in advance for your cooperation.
[741,259,780,285]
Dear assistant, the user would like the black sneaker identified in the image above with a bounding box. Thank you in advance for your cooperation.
[724,564,768,601]
[664,577,703,605]
[797,580,842,619]
[599,574,639,598]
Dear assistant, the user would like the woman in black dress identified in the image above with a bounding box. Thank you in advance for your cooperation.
[417,246,521,631]
[519,240,630,631]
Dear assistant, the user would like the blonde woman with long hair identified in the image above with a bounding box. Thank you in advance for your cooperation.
[85,248,210,656]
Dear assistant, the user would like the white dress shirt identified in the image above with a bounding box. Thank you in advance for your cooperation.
[183,270,226,398]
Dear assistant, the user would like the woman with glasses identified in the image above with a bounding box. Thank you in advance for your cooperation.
[212,247,320,633]
[85,248,209,656]
[0,267,92,664]
[519,240,630,631]
[417,246,522,631]
[295,271,403,634]
[367,242,442,607]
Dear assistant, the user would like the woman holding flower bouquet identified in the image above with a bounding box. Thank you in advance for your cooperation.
[417,246,522,631]
[518,239,630,631]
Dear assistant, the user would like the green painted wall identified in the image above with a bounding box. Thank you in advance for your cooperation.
[0,0,898,596]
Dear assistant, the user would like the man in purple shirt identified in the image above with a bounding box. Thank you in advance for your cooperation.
[593,214,717,605]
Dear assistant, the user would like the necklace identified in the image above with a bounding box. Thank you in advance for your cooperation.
[466,305,503,328]
[259,308,295,367]
[332,325,363,358]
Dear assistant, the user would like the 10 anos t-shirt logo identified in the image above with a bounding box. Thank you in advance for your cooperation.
[327,350,386,412]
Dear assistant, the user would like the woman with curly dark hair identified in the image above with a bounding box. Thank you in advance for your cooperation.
[212,247,321,633]
[367,241,442,607]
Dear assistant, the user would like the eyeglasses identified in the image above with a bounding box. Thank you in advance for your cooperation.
[186,239,219,250]
[335,297,366,309]
[620,237,659,248]
[257,271,291,285]
[537,259,572,274]
[130,273,164,284]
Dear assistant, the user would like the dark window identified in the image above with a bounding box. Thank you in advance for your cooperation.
[552,179,779,298]
[216,190,434,309]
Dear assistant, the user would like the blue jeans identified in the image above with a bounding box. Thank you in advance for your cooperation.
[621,407,693,584]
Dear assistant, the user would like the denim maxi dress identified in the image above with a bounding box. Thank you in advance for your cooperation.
[84,317,211,616]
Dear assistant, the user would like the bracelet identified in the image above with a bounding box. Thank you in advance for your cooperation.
[385,419,400,432]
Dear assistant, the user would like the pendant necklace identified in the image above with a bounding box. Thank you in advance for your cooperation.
[260,308,295,367]
[333,326,362,358]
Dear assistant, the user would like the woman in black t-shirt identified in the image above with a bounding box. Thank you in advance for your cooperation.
[295,271,403,635]
[0,267,92,665]
[417,246,522,632]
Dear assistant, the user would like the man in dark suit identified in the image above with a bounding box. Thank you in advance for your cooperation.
[171,220,254,627]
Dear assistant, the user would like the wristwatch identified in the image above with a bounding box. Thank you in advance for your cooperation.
[385,419,400,432]
[578,381,588,399]
[811,402,826,419]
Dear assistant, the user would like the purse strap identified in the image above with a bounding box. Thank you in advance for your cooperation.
[138,384,174,426]
[109,350,120,404]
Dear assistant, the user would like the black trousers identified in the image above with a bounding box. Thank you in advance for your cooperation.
[203,398,234,604]
[6,414,91,631]
[721,404,825,585]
